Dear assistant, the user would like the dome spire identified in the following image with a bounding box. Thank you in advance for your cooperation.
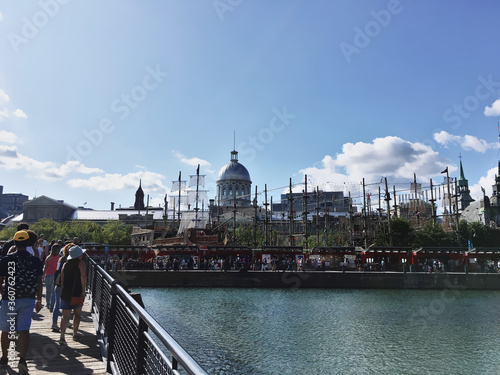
[231,149,238,163]
[231,131,238,162]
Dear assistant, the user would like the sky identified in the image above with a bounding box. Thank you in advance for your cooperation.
[1,0,499,213]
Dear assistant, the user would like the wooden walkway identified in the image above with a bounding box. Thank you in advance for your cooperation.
[0,290,107,375]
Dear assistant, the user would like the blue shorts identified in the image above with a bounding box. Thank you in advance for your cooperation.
[0,298,36,332]
[61,299,83,310]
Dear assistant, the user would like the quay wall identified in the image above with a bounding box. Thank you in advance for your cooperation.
[109,270,500,290]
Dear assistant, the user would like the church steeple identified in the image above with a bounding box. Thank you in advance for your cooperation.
[457,159,474,211]
[134,180,145,210]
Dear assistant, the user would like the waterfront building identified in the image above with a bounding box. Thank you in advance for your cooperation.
[461,161,500,227]
[457,160,475,212]
[271,190,352,217]
[216,149,252,207]
[23,195,77,223]
[0,185,29,220]
[134,180,146,210]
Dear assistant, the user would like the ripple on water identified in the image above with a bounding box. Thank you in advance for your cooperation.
[134,288,500,375]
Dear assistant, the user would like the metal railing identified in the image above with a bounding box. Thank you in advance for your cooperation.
[85,254,209,375]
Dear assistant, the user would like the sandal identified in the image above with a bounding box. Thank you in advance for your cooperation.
[57,339,67,347]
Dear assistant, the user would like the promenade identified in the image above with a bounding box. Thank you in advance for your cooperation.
[0,293,106,375]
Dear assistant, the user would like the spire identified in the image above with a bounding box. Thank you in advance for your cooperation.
[134,180,145,210]
[231,132,238,162]
[458,160,466,182]
[456,159,474,210]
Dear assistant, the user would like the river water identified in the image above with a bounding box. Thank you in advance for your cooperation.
[133,287,500,374]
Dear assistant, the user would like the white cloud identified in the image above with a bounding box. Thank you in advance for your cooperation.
[0,145,104,181]
[469,166,497,200]
[484,99,500,116]
[67,171,168,192]
[0,108,9,121]
[0,130,19,144]
[44,161,104,179]
[0,12,3,21]
[433,131,499,153]
[172,150,211,168]
[0,90,9,105]
[299,136,450,193]
[13,109,27,119]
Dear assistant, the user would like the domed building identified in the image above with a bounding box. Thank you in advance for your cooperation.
[216,149,252,207]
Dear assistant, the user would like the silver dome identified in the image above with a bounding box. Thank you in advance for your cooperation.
[217,161,251,182]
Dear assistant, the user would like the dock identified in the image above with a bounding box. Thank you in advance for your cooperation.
[0,256,216,375]
[1,295,107,375]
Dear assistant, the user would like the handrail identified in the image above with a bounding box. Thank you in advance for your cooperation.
[85,254,209,375]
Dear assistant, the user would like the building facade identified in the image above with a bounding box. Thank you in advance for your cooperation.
[0,185,29,220]
[216,150,252,207]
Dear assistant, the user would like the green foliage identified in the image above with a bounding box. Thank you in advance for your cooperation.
[390,218,414,247]
[100,220,132,245]
[0,226,16,241]
[413,221,454,247]
[30,218,60,240]
[234,225,264,247]
[0,219,132,245]
[373,218,414,247]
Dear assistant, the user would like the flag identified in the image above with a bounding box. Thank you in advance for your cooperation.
[440,167,448,174]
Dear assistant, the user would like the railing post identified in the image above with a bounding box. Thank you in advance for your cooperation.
[136,318,147,374]
[91,262,98,313]
[106,280,120,374]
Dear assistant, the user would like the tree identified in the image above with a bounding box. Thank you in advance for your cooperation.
[0,226,16,241]
[100,221,132,245]
[235,225,264,247]
[413,222,454,247]
[30,218,60,240]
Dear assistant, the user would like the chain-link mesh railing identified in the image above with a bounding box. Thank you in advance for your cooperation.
[85,255,208,375]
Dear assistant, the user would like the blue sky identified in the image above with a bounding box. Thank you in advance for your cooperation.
[0,0,499,212]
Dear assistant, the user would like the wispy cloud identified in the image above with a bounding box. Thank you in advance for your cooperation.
[0,108,9,121]
[0,90,9,104]
[0,130,19,144]
[0,12,4,21]
[13,109,27,119]
[433,131,499,153]
[172,150,211,168]
[67,171,167,192]
[484,99,500,117]
[0,145,103,180]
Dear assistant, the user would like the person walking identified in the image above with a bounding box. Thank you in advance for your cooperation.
[43,244,60,312]
[58,245,86,346]
[51,243,72,332]
[0,230,43,374]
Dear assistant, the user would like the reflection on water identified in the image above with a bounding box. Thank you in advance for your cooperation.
[134,288,500,375]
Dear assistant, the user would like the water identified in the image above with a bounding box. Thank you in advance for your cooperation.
[133,287,500,374]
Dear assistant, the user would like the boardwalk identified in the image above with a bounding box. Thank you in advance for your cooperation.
[0,292,107,375]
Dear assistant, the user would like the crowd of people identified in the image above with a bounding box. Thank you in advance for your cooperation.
[0,222,87,373]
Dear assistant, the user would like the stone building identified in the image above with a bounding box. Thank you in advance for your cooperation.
[216,149,252,207]
[23,195,77,223]
[0,185,29,220]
